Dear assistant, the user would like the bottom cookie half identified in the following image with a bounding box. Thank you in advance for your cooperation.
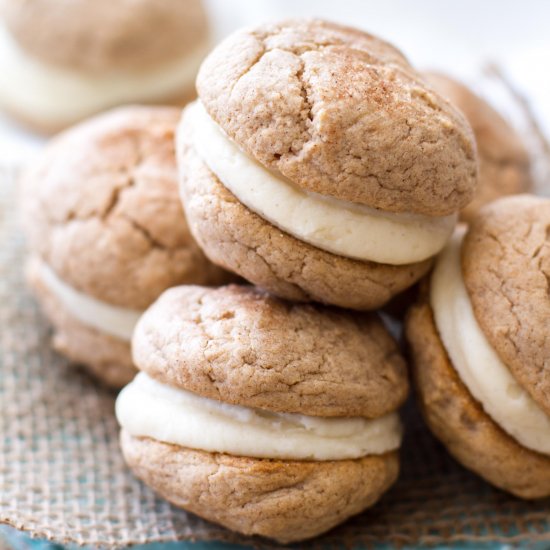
[120,430,399,544]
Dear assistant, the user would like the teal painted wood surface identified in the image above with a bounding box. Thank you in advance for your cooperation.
[2,526,548,550]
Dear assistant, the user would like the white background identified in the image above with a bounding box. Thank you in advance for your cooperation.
[1,0,549,165]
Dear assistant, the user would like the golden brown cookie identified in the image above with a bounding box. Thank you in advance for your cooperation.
[178,19,477,310]
[117,284,407,542]
[0,0,209,130]
[426,72,532,222]
[22,106,232,387]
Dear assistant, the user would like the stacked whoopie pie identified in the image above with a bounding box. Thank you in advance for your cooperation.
[113,19,481,543]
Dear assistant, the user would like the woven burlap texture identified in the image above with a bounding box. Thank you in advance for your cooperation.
[1,154,550,549]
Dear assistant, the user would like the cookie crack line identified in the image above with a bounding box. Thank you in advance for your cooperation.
[118,212,170,252]
[530,224,550,260]
[41,133,147,226]
[40,132,183,255]
[292,57,314,154]
[228,46,267,97]
[102,174,134,220]
[99,132,148,220]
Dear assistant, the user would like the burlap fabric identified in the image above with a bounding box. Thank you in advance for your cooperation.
[1,89,550,547]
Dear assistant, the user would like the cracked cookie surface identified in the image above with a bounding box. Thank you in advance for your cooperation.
[406,298,550,499]
[426,73,532,222]
[197,19,477,216]
[133,285,409,418]
[22,106,231,310]
[120,431,399,544]
[462,195,550,415]
[178,116,432,310]
[2,0,209,72]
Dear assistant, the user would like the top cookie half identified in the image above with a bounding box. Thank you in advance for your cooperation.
[1,0,208,72]
[197,19,477,216]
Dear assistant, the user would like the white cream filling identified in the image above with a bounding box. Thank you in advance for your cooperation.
[187,100,456,265]
[431,228,550,455]
[38,259,141,341]
[0,23,208,125]
[116,372,403,461]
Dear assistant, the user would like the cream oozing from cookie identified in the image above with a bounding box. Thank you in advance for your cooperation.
[38,259,141,341]
[0,24,207,126]
[186,101,456,265]
[431,228,550,455]
[116,372,403,461]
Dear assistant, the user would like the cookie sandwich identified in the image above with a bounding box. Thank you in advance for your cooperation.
[117,285,408,543]
[406,195,550,498]
[427,72,532,222]
[0,0,209,132]
[22,106,230,388]
[178,19,478,311]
